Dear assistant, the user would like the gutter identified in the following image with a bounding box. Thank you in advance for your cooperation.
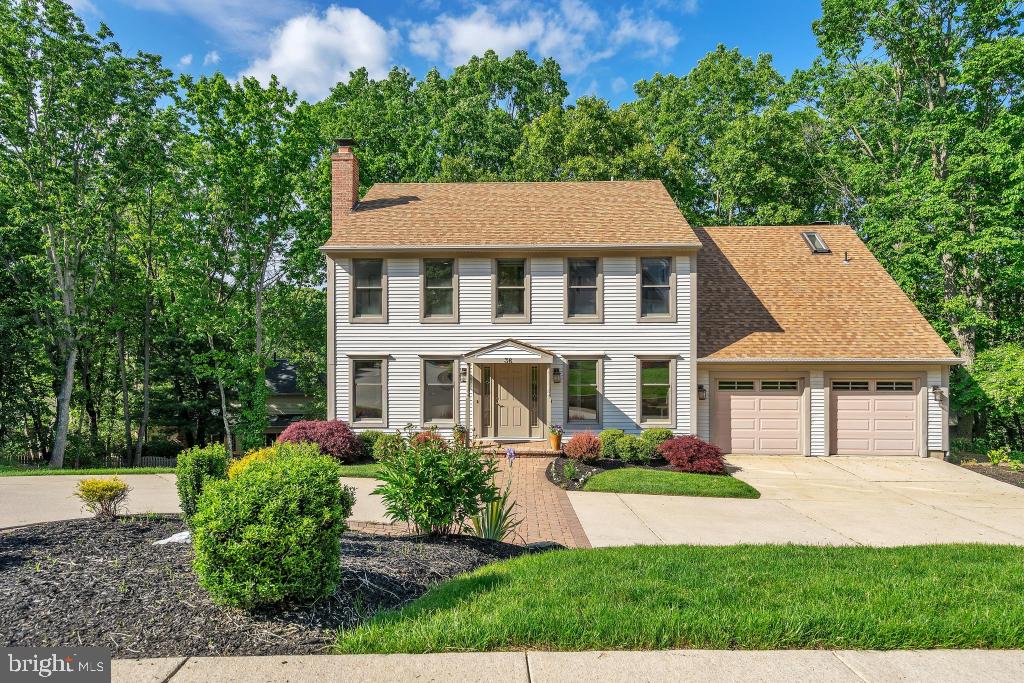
[697,357,964,365]
[319,242,703,253]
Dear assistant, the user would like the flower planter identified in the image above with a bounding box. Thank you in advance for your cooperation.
[548,434,562,451]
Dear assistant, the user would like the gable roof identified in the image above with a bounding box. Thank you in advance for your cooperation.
[696,225,959,363]
[323,180,700,250]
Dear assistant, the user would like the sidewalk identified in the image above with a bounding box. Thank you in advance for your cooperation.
[114,649,1024,683]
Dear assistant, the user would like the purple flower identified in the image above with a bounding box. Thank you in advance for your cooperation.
[505,447,517,466]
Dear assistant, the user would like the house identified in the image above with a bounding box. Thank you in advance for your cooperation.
[322,139,960,456]
[263,359,313,445]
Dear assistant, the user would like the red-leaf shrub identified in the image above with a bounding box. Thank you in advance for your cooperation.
[564,432,601,461]
[276,420,361,464]
[658,436,726,474]
[411,430,447,449]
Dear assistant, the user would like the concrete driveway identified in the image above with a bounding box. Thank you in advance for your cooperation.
[0,474,388,529]
[568,456,1024,547]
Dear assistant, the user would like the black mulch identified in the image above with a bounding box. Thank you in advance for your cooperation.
[962,463,1024,489]
[547,456,678,490]
[0,515,526,658]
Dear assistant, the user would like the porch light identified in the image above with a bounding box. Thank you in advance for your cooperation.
[552,367,562,384]
[931,385,944,401]
[697,384,707,401]
[459,366,468,382]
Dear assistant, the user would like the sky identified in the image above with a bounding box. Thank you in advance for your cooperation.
[71,0,824,105]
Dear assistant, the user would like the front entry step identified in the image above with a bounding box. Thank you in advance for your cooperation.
[473,440,563,458]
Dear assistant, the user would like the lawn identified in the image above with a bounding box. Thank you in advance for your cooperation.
[582,468,759,498]
[0,466,176,476]
[337,463,380,478]
[336,544,1024,653]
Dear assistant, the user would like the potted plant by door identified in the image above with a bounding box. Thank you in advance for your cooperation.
[453,424,469,447]
[548,424,564,451]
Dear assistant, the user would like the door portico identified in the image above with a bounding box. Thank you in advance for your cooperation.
[464,339,553,441]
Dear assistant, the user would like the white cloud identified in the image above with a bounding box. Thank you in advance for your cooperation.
[178,53,193,68]
[69,0,98,14]
[122,0,305,47]
[242,6,396,102]
[203,51,221,66]
[682,0,699,13]
[407,2,679,75]
[611,76,628,93]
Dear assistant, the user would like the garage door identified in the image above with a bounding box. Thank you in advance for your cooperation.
[831,380,918,455]
[712,379,802,455]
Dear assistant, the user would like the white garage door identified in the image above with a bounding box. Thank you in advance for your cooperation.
[831,380,918,455]
[712,379,802,455]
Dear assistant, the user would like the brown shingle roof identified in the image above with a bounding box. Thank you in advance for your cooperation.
[696,225,959,362]
[323,180,700,249]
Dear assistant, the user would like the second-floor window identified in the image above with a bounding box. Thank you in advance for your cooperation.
[567,258,601,321]
[352,259,385,321]
[494,258,529,322]
[422,259,457,321]
[639,257,673,319]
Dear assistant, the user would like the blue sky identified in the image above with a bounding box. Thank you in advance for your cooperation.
[72,1,823,104]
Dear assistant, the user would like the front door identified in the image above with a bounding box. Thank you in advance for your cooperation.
[494,364,532,438]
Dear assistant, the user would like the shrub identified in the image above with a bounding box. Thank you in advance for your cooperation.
[373,432,405,460]
[562,461,578,481]
[176,444,228,524]
[75,477,131,519]
[142,439,184,461]
[228,442,321,479]
[358,430,384,459]
[191,448,354,609]
[277,420,361,464]
[228,446,276,479]
[598,429,625,459]
[564,431,601,461]
[658,436,726,474]
[988,446,1011,465]
[617,434,657,463]
[410,428,447,448]
[374,439,498,535]
[641,428,675,447]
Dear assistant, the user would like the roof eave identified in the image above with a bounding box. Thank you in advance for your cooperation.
[697,357,964,365]
[320,242,703,253]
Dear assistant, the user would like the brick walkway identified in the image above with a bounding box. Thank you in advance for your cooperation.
[494,456,591,548]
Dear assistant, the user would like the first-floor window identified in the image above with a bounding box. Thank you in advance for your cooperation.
[567,359,600,422]
[423,359,456,423]
[640,359,672,423]
[352,359,384,422]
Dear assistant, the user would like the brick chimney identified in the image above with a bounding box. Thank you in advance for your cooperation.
[331,138,359,215]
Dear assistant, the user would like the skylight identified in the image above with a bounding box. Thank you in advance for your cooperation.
[801,231,831,254]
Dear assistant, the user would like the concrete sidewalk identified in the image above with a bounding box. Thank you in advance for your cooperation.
[113,650,1024,683]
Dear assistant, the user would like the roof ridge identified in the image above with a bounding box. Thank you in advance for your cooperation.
[370,179,663,187]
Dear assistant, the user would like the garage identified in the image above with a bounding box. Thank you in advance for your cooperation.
[830,379,918,455]
[712,379,802,455]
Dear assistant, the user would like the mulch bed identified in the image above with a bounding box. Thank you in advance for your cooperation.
[547,456,679,490]
[962,463,1024,489]
[0,515,526,658]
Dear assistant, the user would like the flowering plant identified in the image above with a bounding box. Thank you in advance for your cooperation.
[548,424,564,436]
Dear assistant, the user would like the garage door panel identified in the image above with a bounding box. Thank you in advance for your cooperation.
[831,381,918,455]
[712,383,802,455]
[759,437,801,451]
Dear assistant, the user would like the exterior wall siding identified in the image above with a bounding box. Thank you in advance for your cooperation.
[334,254,694,437]
[809,370,826,456]
[696,369,710,441]
[927,366,946,452]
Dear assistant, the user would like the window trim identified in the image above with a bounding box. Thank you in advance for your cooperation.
[564,257,604,323]
[349,355,388,427]
[420,356,460,428]
[349,258,388,323]
[636,256,677,322]
[564,356,603,425]
[491,258,531,323]
[760,380,801,392]
[419,258,459,324]
[718,379,756,392]
[636,356,676,427]
[874,380,916,393]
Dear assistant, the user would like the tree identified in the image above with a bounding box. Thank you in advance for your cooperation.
[958,344,1024,448]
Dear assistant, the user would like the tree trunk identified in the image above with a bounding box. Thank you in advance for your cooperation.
[49,346,78,469]
[78,349,100,441]
[208,336,234,455]
[132,293,152,466]
[118,329,132,465]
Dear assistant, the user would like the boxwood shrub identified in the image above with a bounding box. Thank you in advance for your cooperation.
[176,444,228,525]
[598,429,625,459]
[191,448,354,609]
[641,428,675,447]
[616,434,657,463]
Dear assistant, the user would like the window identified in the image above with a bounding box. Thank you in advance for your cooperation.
[718,380,755,391]
[352,259,385,320]
[760,380,799,391]
[567,359,600,422]
[494,259,529,321]
[639,359,673,424]
[832,380,869,391]
[567,258,600,320]
[639,257,673,319]
[351,358,385,423]
[801,231,831,254]
[875,380,915,392]
[423,359,456,423]
[422,259,457,321]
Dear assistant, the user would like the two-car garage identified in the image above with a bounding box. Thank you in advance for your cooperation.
[706,372,926,456]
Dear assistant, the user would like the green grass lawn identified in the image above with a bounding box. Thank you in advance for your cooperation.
[336,544,1024,653]
[582,468,759,498]
[337,463,380,478]
[0,466,175,476]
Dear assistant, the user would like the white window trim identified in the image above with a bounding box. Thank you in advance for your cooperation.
[492,258,531,323]
[349,258,388,323]
[349,356,388,427]
[564,356,603,426]
[419,258,459,323]
[564,257,604,323]
[420,356,460,428]
[636,256,677,322]
[637,356,676,428]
